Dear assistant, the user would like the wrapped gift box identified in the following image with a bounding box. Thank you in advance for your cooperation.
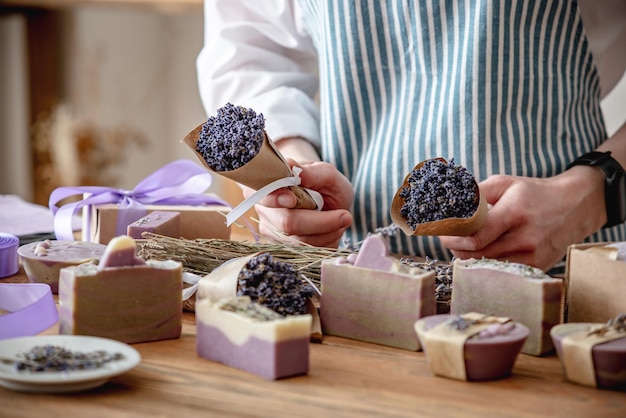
[82,203,230,244]
[565,243,626,323]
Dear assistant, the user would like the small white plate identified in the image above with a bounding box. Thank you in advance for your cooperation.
[0,335,141,393]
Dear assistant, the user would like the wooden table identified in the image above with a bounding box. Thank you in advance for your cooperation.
[1,270,625,418]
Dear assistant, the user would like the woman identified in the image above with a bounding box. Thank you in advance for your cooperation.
[196,0,626,271]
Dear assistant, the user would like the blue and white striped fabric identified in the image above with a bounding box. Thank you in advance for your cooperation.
[296,0,626,259]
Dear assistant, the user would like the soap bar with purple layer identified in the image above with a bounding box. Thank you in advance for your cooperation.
[551,320,626,389]
[320,234,436,351]
[196,296,312,380]
[415,313,529,381]
[451,258,562,356]
[58,235,183,344]
[127,210,180,239]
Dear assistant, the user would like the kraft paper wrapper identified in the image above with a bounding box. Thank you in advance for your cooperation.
[195,253,321,341]
[182,124,318,210]
[415,313,511,381]
[391,158,487,236]
[560,324,626,388]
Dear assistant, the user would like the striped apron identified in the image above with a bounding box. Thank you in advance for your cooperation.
[296,0,626,260]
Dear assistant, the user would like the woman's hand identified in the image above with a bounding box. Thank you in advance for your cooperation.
[439,166,606,271]
[244,160,354,248]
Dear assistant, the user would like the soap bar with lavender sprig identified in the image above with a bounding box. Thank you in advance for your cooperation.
[181,102,319,210]
[451,257,562,356]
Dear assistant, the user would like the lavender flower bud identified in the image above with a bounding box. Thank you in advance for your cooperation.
[196,102,265,171]
[399,158,478,229]
[237,253,314,316]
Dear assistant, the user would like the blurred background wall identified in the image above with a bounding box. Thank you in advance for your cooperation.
[0,3,625,206]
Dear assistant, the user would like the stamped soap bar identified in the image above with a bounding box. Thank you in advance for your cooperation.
[58,236,183,344]
[127,210,180,240]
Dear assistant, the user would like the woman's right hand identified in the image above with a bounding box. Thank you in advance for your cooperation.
[244,160,354,248]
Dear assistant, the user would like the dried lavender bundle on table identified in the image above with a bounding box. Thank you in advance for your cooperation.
[237,253,315,316]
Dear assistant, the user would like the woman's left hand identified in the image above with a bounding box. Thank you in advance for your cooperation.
[439,166,606,271]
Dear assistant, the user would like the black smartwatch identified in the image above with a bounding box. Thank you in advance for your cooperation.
[567,151,626,228]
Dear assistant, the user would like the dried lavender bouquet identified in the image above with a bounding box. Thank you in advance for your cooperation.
[182,103,321,211]
[390,158,487,236]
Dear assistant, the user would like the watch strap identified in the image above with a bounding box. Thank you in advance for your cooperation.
[567,151,626,228]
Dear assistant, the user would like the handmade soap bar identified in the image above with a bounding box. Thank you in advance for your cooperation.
[196,296,312,380]
[58,236,183,344]
[551,319,626,389]
[127,211,180,240]
[451,258,562,356]
[320,234,436,350]
[415,313,529,381]
[18,240,106,293]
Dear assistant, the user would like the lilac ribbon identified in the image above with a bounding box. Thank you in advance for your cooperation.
[0,233,19,278]
[49,159,231,241]
[0,283,58,339]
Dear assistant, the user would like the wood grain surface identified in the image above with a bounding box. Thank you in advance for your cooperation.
[1,270,625,418]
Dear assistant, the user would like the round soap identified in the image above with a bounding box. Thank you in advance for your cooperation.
[0,233,19,278]
[17,240,106,293]
[415,314,529,381]
[551,322,626,389]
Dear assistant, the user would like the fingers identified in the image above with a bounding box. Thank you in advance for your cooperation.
[255,205,353,248]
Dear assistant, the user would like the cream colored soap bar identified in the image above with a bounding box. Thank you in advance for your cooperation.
[451,258,562,356]
[320,234,436,351]
[58,236,183,344]
[196,296,311,380]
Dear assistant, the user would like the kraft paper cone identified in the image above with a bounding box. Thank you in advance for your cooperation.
[390,158,487,236]
[182,124,318,210]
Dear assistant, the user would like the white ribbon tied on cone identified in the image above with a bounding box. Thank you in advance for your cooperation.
[226,166,324,227]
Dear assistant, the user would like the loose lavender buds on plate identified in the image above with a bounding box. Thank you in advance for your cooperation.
[391,158,487,236]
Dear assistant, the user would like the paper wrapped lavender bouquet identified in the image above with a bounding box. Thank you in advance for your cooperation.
[182,103,322,223]
[391,158,487,236]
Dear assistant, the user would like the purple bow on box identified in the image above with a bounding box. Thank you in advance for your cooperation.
[49,159,230,241]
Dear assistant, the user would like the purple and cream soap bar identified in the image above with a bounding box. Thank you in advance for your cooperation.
[451,258,562,356]
[127,210,180,239]
[320,234,436,351]
[59,235,183,344]
[196,296,312,380]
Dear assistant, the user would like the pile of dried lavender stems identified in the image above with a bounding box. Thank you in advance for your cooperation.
[138,230,454,313]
